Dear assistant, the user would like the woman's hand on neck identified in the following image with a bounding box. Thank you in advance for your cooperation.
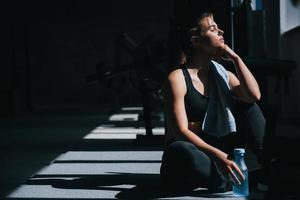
[216,44,239,62]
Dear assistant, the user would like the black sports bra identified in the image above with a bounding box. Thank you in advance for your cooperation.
[182,67,209,122]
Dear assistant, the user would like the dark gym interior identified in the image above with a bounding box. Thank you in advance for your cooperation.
[1,0,300,199]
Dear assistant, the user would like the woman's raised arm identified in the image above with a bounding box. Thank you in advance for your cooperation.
[219,44,261,103]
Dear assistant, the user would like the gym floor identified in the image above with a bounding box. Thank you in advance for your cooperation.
[1,106,299,200]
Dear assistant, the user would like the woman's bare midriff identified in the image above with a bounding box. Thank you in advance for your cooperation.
[188,121,203,134]
[165,121,204,143]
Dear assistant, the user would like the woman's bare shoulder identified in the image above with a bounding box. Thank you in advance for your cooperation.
[167,68,184,82]
[164,67,186,96]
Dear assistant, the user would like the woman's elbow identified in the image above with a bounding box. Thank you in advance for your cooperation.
[241,92,261,103]
[255,92,261,101]
[253,89,261,102]
[178,127,189,135]
[248,92,261,103]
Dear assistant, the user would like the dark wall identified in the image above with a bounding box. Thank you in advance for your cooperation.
[263,0,280,58]
[1,0,233,115]
[1,0,171,114]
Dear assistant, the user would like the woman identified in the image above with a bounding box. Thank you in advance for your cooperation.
[160,12,266,192]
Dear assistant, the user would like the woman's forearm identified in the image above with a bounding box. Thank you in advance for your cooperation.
[180,128,227,159]
[233,56,261,101]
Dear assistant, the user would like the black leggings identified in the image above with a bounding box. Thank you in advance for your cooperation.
[160,102,266,191]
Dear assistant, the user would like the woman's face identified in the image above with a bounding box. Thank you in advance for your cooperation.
[192,16,224,55]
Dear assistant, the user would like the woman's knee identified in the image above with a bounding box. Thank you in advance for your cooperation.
[161,141,194,180]
[163,141,198,161]
[234,102,266,144]
[161,140,211,188]
[162,140,211,173]
[165,140,196,152]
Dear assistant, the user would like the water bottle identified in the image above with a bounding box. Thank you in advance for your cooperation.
[233,148,249,196]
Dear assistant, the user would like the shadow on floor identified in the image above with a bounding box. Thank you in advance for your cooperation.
[26,172,239,199]
[27,169,270,199]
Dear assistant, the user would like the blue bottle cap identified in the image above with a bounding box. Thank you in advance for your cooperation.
[234,148,245,154]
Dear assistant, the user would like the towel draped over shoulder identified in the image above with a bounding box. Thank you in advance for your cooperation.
[202,60,237,137]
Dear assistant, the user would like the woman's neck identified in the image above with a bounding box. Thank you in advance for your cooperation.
[189,52,212,75]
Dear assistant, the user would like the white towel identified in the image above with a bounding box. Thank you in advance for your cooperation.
[202,60,237,137]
